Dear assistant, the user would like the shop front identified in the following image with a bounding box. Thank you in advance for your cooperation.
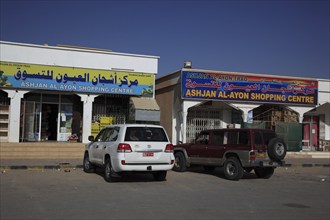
[20,92,82,142]
[156,66,329,151]
[0,41,160,143]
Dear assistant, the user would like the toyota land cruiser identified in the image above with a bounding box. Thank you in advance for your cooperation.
[83,124,175,182]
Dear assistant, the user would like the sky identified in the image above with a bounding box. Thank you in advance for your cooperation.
[0,0,329,79]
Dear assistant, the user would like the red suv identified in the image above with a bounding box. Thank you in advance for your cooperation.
[173,128,286,180]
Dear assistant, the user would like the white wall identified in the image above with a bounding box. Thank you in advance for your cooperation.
[318,79,330,104]
[0,41,159,74]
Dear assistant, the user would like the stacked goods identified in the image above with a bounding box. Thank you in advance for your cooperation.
[271,111,283,126]
[91,122,100,138]
[284,110,299,123]
[100,116,113,130]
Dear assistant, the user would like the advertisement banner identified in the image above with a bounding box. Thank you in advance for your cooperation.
[0,61,154,96]
[181,70,318,106]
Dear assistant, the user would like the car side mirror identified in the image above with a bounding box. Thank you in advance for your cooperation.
[88,136,94,142]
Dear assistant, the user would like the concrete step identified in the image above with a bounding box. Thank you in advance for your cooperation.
[0,142,85,159]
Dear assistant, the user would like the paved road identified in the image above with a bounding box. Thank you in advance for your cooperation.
[0,157,329,168]
[1,166,329,220]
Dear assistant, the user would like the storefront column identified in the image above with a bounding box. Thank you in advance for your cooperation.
[3,90,29,143]
[231,103,259,123]
[78,94,98,143]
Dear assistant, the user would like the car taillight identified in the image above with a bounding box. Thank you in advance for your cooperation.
[164,144,174,153]
[250,150,255,161]
[117,143,132,153]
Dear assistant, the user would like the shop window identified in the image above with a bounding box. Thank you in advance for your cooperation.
[92,94,129,125]
[25,93,41,102]
[61,95,73,103]
[42,94,59,103]
[0,90,10,105]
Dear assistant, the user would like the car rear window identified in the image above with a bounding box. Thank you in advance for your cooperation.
[125,127,168,142]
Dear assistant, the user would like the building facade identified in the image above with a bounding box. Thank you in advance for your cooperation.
[0,41,160,143]
[155,66,330,151]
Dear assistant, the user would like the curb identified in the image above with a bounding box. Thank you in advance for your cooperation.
[282,163,330,168]
[0,165,83,171]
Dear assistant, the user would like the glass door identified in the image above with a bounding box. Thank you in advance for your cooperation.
[22,101,41,141]
[41,103,59,141]
[58,104,73,141]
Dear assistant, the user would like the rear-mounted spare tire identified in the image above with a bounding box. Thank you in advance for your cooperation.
[267,137,287,162]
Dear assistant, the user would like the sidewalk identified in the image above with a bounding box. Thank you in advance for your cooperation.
[0,158,83,170]
[0,152,329,170]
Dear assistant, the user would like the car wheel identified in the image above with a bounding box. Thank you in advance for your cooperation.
[254,167,275,179]
[104,158,116,182]
[173,152,187,172]
[268,138,287,162]
[153,171,167,181]
[83,153,94,173]
[223,157,244,181]
[203,166,216,171]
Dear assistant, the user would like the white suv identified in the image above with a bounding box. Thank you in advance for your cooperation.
[83,124,174,182]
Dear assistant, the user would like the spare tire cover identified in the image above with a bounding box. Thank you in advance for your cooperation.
[267,137,287,161]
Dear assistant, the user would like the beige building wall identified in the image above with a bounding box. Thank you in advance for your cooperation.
[155,72,181,142]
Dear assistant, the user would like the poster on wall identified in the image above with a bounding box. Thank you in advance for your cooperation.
[0,61,154,96]
[181,70,318,106]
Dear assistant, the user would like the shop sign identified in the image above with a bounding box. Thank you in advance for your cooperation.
[0,61,154,96]
[181,70,318,106]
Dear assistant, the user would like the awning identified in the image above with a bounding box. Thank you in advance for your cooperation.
[304,102,330,116]
[129,97,160,122]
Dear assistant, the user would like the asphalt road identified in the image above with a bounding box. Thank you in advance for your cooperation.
[1,166,329,220]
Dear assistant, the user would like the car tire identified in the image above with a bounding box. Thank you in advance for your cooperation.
[254,167,275,179]
[153,171,167,181]
[268,138,287,162]
[173,152,187,172]
[203,166,216,171]
[104,158,116,182]
[223,157,244,181]
[83,152,94,173]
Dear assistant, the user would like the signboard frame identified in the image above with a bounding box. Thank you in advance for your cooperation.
[181,70,318,106]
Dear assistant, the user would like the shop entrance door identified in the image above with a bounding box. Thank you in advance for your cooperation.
[22,101,41,141]
[41,103,59,141]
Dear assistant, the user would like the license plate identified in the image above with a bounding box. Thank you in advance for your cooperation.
[143,152,154,157]
[256,153,266,158]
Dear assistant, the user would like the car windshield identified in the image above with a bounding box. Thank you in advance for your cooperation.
[125,127,168,142]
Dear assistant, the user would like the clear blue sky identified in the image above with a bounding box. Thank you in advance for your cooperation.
[1,0,329,79]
